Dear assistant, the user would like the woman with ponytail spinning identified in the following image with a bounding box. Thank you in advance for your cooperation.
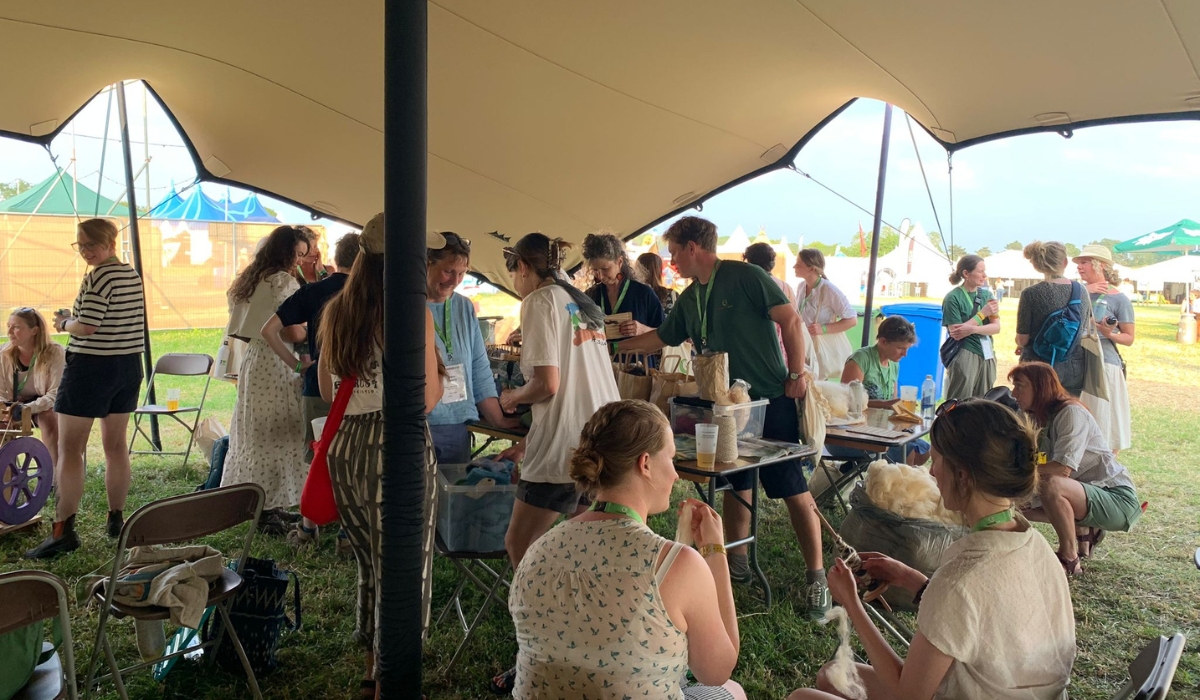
[789,400,1075,700]
[510,400,745,700]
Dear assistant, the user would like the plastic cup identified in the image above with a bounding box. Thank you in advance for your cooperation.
[695,423,718,470]
[166,388,181,412]
[899,385,918,413]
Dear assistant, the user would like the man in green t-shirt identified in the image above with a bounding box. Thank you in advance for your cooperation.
[620,216,830,618]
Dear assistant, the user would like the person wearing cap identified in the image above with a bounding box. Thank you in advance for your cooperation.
[1073,244,1135,453]
[426,230,518,463]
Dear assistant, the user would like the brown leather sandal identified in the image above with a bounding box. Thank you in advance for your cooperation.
[1077,528,1106,559]
[1057,553,1083,576]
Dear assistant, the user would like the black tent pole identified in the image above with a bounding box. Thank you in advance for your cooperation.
[861,103,893,348]
[380,1,428,698]
[116,80,160,449]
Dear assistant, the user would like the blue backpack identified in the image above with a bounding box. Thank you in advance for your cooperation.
[1030,281,1085,364]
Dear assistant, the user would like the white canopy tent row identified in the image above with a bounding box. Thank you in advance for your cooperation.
[5,2,1200,696]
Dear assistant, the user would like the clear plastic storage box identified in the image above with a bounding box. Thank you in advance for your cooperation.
[668,396,770,440]
[436,463,517,553]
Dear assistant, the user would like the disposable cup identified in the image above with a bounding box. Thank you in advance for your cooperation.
[899,385,918,413]
[695,423,718,469]
[166,388,181,412]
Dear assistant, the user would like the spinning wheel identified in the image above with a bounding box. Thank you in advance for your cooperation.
[0,436,52,526]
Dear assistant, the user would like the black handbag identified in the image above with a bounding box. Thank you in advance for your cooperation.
[939,289,983,368]
[203,557,301,676]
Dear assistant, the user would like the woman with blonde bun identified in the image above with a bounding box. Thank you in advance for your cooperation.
[941,255,1000,399]
[509,399,746,700]
[1015,241,1092,396]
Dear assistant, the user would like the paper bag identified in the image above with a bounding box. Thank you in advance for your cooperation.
[1080,328,1109,402]
[612,355,653,402]
[692,352,730,403]
[193,418,228,463]
[649,357,698,414]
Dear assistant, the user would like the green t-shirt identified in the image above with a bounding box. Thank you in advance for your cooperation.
[941,286,994,358]
[657,260,789,400]
[847,345,898,400]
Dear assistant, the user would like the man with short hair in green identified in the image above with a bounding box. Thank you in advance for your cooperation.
[619,216,830,618]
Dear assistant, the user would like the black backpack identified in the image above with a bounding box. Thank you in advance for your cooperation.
[203,557,301,676]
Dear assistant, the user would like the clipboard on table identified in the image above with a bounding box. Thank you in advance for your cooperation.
[604,312,632,340]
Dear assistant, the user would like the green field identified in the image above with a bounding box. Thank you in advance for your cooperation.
[1,300,1197,699]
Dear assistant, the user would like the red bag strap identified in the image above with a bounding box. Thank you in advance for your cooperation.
[319,374,357,444]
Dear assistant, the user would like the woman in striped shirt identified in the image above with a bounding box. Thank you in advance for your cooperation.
[27,218,146,559]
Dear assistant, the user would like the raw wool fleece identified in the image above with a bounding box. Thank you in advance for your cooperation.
[812,380,851,419]
[820,606,867,700]
[864,460,959,526]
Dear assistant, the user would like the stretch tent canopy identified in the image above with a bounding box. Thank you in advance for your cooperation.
[2,2,1200,291]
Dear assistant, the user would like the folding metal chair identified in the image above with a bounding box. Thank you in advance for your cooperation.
[82,483,265,700]
[129,353,214,467]
[1109,634,1186,700]
[0,570,78,700]
[433,532,512,676]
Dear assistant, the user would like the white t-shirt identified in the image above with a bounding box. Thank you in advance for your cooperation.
[519,285,619,483]
[331,345,383,416]
[917,519,1076,700]
[795,277,856,326]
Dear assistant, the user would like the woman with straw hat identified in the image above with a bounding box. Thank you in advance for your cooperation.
[1072,244,1134,453]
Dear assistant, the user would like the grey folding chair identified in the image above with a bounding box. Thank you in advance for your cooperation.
[0,570,78,700]
[1108,634,1186,700]
[82,483,265,700]
[433,531,512,676]
[129,353,214,467]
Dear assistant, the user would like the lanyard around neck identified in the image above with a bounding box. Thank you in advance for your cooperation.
[589,500,645,525]
[436,299,453,357]
[695,260,721,350]
[603,278,630,315]
[972,509,1014,532]
[13,352,36,396]
[798,277,821,314]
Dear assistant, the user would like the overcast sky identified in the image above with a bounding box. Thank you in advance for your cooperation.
[2,88,1198,253]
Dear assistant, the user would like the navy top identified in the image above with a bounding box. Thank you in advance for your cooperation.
[586,277,664,330]
[276,272,348,397]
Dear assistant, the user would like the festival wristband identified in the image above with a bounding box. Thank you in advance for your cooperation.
[698,543,727,558]
[295,359,304,373]
[821,324,827,334]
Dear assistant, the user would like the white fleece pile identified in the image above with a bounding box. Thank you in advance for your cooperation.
[864,460,958,525]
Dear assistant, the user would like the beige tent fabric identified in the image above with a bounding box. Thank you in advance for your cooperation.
[3,2,1200,291]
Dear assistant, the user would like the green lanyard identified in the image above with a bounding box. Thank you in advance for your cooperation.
[972,509,1014,532]
[589,500,645,525]
[695,260,721,350]
[798,276,821,316]
[602,278,630,315]
[13,353,36,396]
[436,299,453,358]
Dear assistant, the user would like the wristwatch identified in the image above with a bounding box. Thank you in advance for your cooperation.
[788,372,802,381]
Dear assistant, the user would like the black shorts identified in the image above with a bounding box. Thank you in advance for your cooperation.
[516,479,588,514]
[722,394,810,498]
[55,352,143,419]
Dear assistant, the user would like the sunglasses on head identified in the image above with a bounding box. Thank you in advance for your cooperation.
[935,398,960,417]
[503,247,519,272]
[442,232,471,250]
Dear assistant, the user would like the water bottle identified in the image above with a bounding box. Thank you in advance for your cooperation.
[921,375,937,420]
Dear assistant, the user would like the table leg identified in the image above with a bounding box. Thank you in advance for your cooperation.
[746,468,771,608]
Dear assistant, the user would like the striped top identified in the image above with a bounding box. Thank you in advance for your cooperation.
[68,262,146,356]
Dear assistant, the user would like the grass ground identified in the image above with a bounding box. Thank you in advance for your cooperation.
[1,300,1198,699]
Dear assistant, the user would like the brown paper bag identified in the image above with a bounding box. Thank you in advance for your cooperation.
[649,357,698,414]
[612,354,653,402]
[692,352,730,403]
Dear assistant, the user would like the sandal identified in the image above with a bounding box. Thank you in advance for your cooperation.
[286,523,319,547]
[489,666,517,695]
[1077,528,1106,559]
[1057,553,1083,576]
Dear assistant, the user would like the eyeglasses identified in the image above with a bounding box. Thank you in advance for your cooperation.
[935,398,960,417]
[442,232,471,250]
[70,241,102,252]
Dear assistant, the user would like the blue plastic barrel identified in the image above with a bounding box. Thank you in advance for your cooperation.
[879,302,945,400]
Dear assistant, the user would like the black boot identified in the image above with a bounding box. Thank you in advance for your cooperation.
[106,510,124,538]
[25,515,81,559]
